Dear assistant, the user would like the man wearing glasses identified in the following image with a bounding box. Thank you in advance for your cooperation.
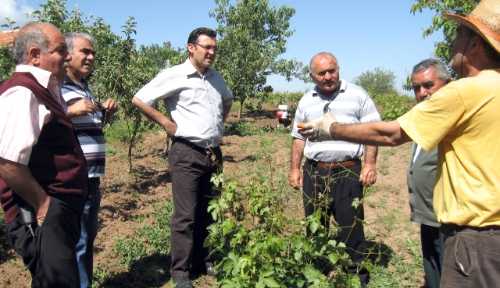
[132,27,233,288]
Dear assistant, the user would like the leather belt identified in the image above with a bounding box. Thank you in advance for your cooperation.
[308,159,360,170]
[441,224,500,236]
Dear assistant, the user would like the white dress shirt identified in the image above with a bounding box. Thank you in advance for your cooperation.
[134,59,233,148]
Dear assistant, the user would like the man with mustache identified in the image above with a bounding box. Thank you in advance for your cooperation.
[62,32,117,288]
[0,22,88,287]
[407,58,450,288]
[289,52,380,287]
[298,0,500,286]
[132,27,233,288]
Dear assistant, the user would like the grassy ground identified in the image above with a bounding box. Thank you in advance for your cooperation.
[0,114,422,288]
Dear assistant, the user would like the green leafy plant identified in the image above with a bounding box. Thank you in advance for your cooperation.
[114,201,173,266]
[207,170,360,287]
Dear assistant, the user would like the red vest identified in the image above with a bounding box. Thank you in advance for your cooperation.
[0,72,88,223]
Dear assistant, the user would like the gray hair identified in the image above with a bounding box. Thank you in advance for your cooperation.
[309,51,338,73]
[12,22,50,64]
[65,32,95,53]
[411,58,451,82]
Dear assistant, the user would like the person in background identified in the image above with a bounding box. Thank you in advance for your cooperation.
[62,32,118,288]
[132,27,233,288]
[408,58,451,288]
[289,51,380,287]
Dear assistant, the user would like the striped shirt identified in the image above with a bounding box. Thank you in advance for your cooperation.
[62,78,105,178]
[291,80,380,162]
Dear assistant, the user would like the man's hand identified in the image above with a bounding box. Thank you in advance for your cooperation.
[163,121,177,137]
[297,112,336,140]
[102,98,118,115]
[67,98,97,118]
[288,168,303,189]
[359,163,377,186]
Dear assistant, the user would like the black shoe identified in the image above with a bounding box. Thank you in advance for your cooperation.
[174,278,193,288]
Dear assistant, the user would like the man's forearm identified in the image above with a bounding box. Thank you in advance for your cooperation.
[0,158,47,210]
[132,96,175,133]
[364,145,378,165]
[331,121,410,146]
[290,138,305,170]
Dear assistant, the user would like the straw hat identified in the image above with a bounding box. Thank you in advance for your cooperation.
[444,0,500,53]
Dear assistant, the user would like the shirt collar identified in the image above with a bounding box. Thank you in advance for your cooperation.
[182,59,213,77]
[63,75,87,89]
[15,64,52,89]
[312,79,347,97]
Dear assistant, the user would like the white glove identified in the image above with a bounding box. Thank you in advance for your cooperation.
[297,112,336,140]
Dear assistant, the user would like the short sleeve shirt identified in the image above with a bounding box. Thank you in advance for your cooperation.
[398,69,500,227]
[291,80,381,162]
[0,65,60,165]
[134,60,233,148]
[62,78,106,178]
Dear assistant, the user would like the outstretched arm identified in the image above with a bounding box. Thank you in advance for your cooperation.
[330,121,410,146]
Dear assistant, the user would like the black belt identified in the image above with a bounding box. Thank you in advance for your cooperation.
[173,137,212,152]
[441,224,500,236]
[306,158,360,170]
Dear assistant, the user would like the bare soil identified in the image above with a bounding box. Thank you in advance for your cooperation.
[0,114,420,288]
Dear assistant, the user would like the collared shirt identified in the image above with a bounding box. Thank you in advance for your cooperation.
[398,69,500,227]
[62,78,106,178]
[291,80,381,162]
[0,65,64,165]
[134,59,233,148]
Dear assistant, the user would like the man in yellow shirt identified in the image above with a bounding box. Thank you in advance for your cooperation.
[298,0,500,287]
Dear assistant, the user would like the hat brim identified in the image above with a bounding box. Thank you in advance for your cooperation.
[444,12,500,53]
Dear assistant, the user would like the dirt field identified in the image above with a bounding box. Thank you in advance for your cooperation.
[0,114,422,288]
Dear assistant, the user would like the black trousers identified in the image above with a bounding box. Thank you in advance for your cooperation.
[303,159,368,284]
[421,224,444,288]
[168,139,221,280]
[7,196,82,287]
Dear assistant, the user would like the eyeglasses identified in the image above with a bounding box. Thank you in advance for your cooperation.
[195,43,217,52]
[411,81,434,91]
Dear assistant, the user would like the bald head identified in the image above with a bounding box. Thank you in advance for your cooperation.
[309,52,340,96]
[13,22,68,79]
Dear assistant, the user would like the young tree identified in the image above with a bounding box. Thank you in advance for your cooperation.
[16,0,183,172]
[354,67,397,96]
[411,0,480,62]
[210,0,303,117]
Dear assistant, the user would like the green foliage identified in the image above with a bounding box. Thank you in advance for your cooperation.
[264,91,303,106]
[207,170,358,287]
[354,67,412,120]
[0,47,14,82]
[0,0,183,172]
[373,93,413,121]
[211,0,304,116]
[411,0,480,62]
[354,67,397,96]
[114,201,173,266]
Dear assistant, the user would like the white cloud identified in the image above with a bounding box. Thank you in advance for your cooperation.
[0,0,36,27]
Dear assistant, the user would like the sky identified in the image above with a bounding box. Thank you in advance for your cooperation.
[1,0,443,94]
